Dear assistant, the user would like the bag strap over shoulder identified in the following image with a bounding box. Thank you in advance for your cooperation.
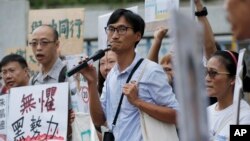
[59,65,67,83]
[31,65,67,85]
[112,58,144,130]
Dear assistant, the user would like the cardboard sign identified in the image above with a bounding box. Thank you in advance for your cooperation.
[28,8,85,71]
[5,47,40,74]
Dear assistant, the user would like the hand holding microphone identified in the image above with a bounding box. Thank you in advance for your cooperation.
[67,47,111,77]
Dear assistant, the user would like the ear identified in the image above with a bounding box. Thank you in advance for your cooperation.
[135,32,142,42]
[24,67,30,77]
[230,77,235,85]
[55,40,60,49]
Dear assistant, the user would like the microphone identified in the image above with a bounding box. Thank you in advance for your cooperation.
[67,47,111,77]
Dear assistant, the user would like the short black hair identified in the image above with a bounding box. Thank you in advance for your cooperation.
[0,54,28,71]
[107,9,145,47]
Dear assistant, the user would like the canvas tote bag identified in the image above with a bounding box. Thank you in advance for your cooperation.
[140,111,179,141]
[138,61,179,141]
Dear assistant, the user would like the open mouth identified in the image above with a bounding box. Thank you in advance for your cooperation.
[36,54,45,61]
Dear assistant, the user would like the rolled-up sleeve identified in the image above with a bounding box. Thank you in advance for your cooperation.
[146,64,179,110]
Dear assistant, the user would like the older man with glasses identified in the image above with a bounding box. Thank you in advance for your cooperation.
[29,25,74,140]
[29,25,66,84]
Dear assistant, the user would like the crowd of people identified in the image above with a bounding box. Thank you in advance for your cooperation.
[0,0,250,141]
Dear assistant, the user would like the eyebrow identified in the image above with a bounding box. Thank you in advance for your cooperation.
[31,38,50,41]
[108,24,129,27]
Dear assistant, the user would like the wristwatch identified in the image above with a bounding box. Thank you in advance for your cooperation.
[195,7,208,17]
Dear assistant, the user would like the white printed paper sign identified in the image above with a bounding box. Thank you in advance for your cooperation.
[7,83,69,141]
[145,0,179,31]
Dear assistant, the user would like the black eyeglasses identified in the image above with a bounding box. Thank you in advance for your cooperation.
[104,25,133,35]
[29,40,56,47]
[205,69,230,79]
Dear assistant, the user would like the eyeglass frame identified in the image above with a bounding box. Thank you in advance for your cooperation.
[28,40,56,47]
[104,25,134,35]
[205,69,231,79]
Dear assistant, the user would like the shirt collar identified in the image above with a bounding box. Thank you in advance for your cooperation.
[113,53,142,75]
[48,58,65,80]
[36,58,65,82]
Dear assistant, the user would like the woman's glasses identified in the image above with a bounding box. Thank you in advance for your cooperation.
[205,69,230,79]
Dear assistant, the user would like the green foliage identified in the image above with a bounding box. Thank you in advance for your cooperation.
[29,0,145,9]
[29,0,214,9]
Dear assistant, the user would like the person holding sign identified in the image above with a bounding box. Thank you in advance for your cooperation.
[206,50,250,140]
[80,9,178,141]
[0,54,30,94]
[29,25,74,140]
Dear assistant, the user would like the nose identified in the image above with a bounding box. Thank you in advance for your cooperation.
[4,72,12,79]
[36,42,43,50]
[205,73,212,82]
[104,64,109,71]
[111,30,119,39]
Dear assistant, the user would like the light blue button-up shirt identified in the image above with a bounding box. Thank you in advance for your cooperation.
[100,53,178,141]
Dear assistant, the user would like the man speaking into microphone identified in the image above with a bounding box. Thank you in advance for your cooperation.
[80,9,179,141]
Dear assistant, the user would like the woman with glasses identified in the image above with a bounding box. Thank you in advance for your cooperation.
[206,50,250,141]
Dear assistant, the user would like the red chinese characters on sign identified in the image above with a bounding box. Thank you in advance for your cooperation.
[39,87,57,113]
[20,94,36,115]
[20,87,57,114]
